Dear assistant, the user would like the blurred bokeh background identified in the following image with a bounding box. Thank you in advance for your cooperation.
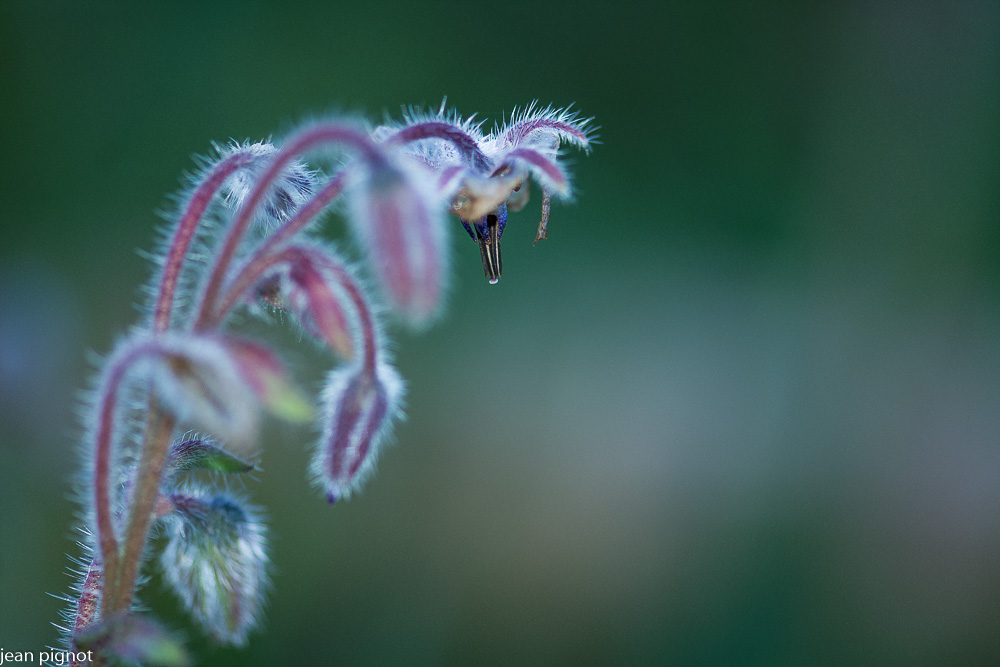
[2,1,998,664]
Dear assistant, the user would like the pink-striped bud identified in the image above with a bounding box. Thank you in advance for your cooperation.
[311,362,404,503]
[350,160,446,327]
[285,254,354,360]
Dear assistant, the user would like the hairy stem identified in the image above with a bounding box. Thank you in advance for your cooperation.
[194,123,381,330]
[106,403,176,616]
[207,171,349,326]
[92,342,160,604]
[71,559,102,636]
[154,150,257,333]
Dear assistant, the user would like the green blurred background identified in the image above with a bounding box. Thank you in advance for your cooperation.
[2,1,999,664]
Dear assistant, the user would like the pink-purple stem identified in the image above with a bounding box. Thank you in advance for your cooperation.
[92,338,174,610]
[154,150,258,334]
[194,123,381,331]
[87,124,384,639]
[206,171,349,326]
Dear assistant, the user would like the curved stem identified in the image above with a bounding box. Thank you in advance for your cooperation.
[92,341,160,604]
[214,245,378,374]
[207,171,349,326]
[193,123,381,330]
[154,150,257,333]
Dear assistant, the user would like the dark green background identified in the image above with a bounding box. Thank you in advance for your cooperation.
[2,1,998,664]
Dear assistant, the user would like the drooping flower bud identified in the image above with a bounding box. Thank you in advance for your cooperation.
[142,334,310,447]
[284,253,355,360]
[311,362,404,503]
[145,335,259,446]
[159,489,269,647]
[350,159,447,327]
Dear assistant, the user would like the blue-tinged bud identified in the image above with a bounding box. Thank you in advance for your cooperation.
[159,489,269,647]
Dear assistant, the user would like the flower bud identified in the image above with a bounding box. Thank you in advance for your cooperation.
[350,160,446,327]
[143,334,310,448]
[146,335,259,446]
[285,254,354,360]
[311,362,404,503]
[159,489,269,647]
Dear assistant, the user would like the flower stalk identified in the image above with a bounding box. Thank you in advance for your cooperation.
[61,102,594,662]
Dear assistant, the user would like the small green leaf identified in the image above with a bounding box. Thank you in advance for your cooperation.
[168,438,255,475]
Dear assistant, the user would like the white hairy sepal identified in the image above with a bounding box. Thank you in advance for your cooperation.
[159,487,269,647]
[310,361,405,502]
[373,101,488,168]
[218,141,319,233]
[494,102,596,154]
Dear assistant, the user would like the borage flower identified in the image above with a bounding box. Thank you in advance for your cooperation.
[376,102,595,283]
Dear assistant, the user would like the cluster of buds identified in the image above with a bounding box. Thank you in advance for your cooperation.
[59,102,593,663]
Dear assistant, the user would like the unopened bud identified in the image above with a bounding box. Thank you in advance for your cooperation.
[159,489,269,647]
[351,161,446,327]
[286,255,354,359]
[311,362,404,502]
